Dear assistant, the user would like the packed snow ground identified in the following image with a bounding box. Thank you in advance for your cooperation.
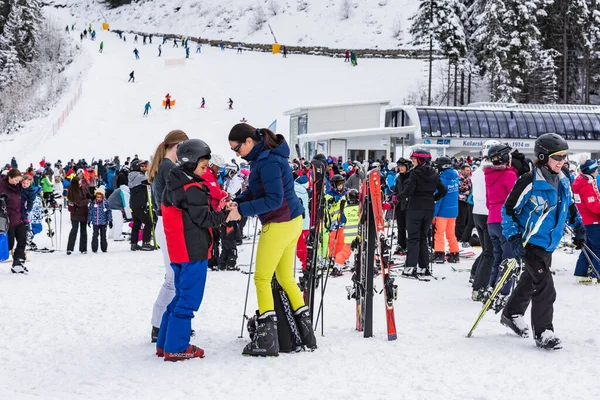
[52,0,418,50]
[1,217,599,399]
[2,13,600,400]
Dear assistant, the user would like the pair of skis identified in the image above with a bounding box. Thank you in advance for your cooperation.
[351,169,397,340]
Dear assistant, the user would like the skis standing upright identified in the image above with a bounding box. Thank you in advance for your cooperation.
[300,158,327,325]
[369,170,398,340]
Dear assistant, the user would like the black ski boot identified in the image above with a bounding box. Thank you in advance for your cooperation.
[151,326,159,343]
[535,330,562,350]
[131,244,141,251]
[446,252,460,263]
[432,252,446,264]
[394,246,406,255]
[242,311,279,357]
[294,306,317,350]
[140,242,156,251]
[500,314,529,338]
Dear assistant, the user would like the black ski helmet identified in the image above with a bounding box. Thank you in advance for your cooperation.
[435,156,452,171]
[487,144,512,166]
[130,159,146,172]
[177,139,211,171]
[330,174,345,188]
[409,148,432,165]
[535,133,568,164]
[396,157,411,170]
[346,188,359,204]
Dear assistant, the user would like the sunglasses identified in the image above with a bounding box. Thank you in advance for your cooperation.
[231,142,243,153]
[549,153,567,161]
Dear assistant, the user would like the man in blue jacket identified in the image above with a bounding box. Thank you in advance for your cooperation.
[501,133,586,350]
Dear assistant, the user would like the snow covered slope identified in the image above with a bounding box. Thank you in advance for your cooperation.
[52,0,418,49]
[0,10,432,163]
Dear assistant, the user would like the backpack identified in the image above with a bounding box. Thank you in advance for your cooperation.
[0,196,9,234]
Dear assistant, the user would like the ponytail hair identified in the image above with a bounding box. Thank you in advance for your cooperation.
[148,129,189,183]
[228,123,284,150]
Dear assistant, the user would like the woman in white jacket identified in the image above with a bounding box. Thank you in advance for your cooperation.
[470,140,500,301]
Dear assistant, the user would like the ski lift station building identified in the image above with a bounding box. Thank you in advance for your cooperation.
[284,100,600,162]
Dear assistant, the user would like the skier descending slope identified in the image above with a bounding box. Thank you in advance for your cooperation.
[501,133,586,350]
[157,139,239,361]
[399,148,447,277]
[227,123,317,356]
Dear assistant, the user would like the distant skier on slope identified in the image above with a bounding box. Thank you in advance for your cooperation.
[158,44,161,57]
[128,71,135,83]
[185,47,190,58]
[228,98,233,109]
[165,93,171,109]
[133,48,140,59]
[143,102,151,117]
[99,42,104,53]
[200,97,205,108]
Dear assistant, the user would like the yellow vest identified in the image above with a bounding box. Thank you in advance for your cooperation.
[343,203,360,244]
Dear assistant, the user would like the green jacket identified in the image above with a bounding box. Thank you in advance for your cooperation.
[41,176,53,193]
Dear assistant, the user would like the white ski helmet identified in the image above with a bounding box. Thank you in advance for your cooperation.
[481,140,502,158]
[209,154,226,168]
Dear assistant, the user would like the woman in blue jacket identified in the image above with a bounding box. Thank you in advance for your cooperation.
[228,123,316,356]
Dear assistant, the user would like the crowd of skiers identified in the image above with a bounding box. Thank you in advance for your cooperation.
[2,129,596,355]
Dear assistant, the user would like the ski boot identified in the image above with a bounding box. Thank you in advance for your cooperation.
[394,246,406,255]
[11,263,28,274]
[164,345,205,361]
[500,314,529,338]
[492,294,509,313]
[471,290,481,302]
[331,263,344,277]
[432,252,446,264]
[140,242,156,251]
[294,305,317,350]
[535,330,562,350]
[479,286,493,303]
[417,267,431,276]
[446,252,460,264]
[461,241,471,249]
[151,326,159,343]
[130,244,141,251]
[402,266,417,277]
[243,311,279,357]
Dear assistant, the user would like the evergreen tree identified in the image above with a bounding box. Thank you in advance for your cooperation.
[540,0,589,103]
[0,0,21,89]
[0,0,11,36]
[470,0,509,101]
[16,0,42,63]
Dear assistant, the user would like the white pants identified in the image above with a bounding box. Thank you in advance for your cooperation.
[151,216,175,328]
[111,210,124,240]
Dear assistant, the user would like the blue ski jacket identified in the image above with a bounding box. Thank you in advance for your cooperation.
[236,137,303,225]
[502,167,583,252]
[88,199,113,226]
[434,168,459,218]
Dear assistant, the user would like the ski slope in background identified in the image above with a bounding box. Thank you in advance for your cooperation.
[53,0,419,50]
[1,11,600,400]
[0,12,429,165]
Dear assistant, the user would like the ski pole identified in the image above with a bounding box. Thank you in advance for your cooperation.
[238,221,259,338]
[581,244,600,280]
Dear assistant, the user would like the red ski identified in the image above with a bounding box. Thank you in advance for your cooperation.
[369,170,398,341]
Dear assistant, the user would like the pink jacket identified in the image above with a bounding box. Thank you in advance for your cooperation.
[485,166,517,224]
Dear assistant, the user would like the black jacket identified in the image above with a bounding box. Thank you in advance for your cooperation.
[400,164,447,211]
[162,166,228,263]
[151,158,176,216]
[393,172,411,211]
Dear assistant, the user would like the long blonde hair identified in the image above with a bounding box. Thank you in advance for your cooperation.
[148,129,189,183]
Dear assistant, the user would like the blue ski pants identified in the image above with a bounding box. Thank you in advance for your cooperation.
[156,260,208,353]
[575,224,600,277]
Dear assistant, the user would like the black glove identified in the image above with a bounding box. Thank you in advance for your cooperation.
[508,235,524,260]
[109,221,113,229]
[573,223,586,250]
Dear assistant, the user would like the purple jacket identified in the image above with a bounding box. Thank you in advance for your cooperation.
[0,175,24,227]
[485,166,517,224]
